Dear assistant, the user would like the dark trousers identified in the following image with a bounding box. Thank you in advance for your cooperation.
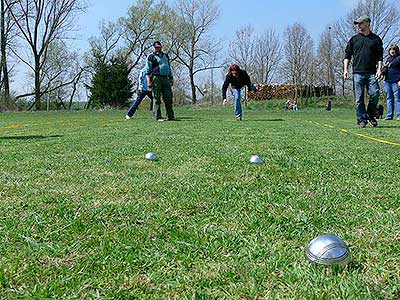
[152,76,174,120]
[127,90,153,117]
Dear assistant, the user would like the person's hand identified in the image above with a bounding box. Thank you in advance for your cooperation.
[375,69,382,80]
[169,79,174,86]
[343,70,349,80]
[398,81,400,87]
[147,80,153,88]
[223,99,227,105]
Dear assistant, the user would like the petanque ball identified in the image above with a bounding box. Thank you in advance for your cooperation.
[145,152,158,161]
[250,155,263,164]
[306,234,350,266]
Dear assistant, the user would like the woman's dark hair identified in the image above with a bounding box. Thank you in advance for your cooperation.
[228,64,240,73]
[388,44,400,56]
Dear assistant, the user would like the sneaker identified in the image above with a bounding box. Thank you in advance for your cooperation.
[369,117,378,127]
[125,115,132,120]
[167,117,176,121]
[235,116,242,121]
[157,118,165,122]
[384,117,393,120]
[359,122,367,128]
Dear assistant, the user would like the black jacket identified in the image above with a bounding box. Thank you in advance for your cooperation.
[385,55,400,83]
[345,32,383,74]
[222,69,252,99]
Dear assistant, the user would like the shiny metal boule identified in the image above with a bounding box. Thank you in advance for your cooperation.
[250,155,263,164]
[306,234,350,266]
[145,152,158,161]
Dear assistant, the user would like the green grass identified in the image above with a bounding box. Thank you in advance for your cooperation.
[0,101,399,299]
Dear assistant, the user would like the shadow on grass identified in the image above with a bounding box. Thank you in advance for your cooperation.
[172,116,209,122]
[374,125,400,129]
[176,116,196,120]
[345,260,364,272]
[0,135,63,141]
[248,118,285,122]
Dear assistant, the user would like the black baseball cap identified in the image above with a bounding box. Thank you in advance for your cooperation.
[153,41,162,48]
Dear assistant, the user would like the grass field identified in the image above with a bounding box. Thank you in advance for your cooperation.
[1,101,400,299]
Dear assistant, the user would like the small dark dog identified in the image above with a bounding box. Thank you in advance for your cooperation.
[375,104,384,119]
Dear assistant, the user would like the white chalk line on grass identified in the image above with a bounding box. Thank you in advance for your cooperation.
[308,120,400,147]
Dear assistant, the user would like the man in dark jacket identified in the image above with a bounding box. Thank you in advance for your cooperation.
[146,41,175,121]
[344,15,383,128]
[222,64,255,121]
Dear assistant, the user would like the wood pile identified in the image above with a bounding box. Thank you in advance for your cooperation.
[248,84,334,100]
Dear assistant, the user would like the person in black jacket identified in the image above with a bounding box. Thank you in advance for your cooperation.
[222,64,255,121]
[344,15,383,128]
[383,44,400,120]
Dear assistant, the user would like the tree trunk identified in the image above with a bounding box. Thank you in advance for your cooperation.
[34,55,41,110]
[189,68,196,104]
[0,0,9,99]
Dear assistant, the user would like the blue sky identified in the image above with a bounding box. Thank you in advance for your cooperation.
[77,0,392,51]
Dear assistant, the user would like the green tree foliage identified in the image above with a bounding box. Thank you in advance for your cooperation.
[88,57,133,108]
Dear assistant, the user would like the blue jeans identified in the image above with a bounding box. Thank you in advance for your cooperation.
[233,88,242,119]
[127,90,153,117]
[353,73,380,124]
[383,81,400,119]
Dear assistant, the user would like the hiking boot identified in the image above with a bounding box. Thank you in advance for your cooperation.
[369,117,378,127]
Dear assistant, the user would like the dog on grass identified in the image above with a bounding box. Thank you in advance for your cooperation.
[375,104,384,119]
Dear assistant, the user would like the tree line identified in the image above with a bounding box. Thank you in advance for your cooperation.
[0,0,399,111]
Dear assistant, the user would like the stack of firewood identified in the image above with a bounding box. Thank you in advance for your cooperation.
[247,84,334,100]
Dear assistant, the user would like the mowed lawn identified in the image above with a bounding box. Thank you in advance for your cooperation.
[0,101,399,299]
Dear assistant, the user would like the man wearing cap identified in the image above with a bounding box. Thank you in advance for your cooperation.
[344,15,383,128]
[146,41,175,121]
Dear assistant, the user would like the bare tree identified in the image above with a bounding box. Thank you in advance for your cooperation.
[39,40,85,110]
[253,29,282,84]
[316,26,336,90]
[87,21,123,66]
[172,0,221,104]
[283,23,314,86]
[228,24,256,75]
[5,0,86,110]
[228,26,281,85]
[331,18,355,96]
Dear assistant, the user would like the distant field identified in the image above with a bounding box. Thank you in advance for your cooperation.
[1,102,399,299]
